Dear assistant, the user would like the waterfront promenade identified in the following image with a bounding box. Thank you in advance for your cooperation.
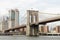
[0,35,60,40]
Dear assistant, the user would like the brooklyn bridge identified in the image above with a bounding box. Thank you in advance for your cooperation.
[2,9,60,36]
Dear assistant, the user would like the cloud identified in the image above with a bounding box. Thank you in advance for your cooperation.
[0,0,60,16]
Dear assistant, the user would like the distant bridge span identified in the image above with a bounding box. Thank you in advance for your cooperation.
[4,16,60,33]
[39,16,60,24]
[4,25,26,32]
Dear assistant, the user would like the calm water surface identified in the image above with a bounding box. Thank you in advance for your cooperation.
[0,35,60,40]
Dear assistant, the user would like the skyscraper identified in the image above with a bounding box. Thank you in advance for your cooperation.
[53,26,60,33]
[0,16,8,31]
[39,25,49,33]
[8,9,19,29]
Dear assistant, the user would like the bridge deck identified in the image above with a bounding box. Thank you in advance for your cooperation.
[39,16,60,24]
[5,25,26,31]
[4,16,60,32]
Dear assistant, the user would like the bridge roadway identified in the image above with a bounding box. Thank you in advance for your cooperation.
[39,16,60,24]
[4,25,26,32]
[4,16,60,32]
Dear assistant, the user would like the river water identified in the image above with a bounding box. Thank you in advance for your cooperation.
[0,35,60,40]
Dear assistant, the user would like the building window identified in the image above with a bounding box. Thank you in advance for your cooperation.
[11,11,15,20]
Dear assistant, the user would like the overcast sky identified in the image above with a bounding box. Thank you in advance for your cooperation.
[0,0,60,16]
[0,0,60,29]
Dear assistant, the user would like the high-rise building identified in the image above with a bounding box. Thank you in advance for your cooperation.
[39,25,49,33]
[53,26,60,33]
[0,17,8,31]
[39,25,45,33]
[8,9,19,29]
[44,25,49,33]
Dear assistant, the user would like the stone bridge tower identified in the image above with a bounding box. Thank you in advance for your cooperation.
[26,10,39,36]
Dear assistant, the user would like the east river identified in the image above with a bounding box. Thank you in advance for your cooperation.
[0,35,60,40]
